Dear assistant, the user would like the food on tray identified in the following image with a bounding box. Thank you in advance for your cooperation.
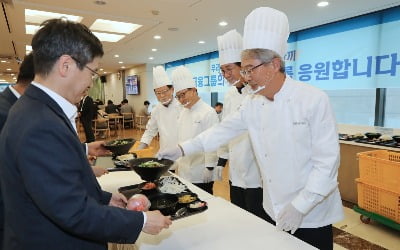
[158,177,186,194]
[189,201,206,209]
[116,154,135,161]
[178,193,197,204]
[138,160,165,168]
[141,182,157,190]
[126,194,151,212]
[108,139,131,146]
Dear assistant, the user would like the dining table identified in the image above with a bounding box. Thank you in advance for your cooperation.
[96,158,316,250]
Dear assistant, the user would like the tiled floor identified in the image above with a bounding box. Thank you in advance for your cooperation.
[81,126,400,250]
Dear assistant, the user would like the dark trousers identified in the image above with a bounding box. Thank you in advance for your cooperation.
[193,182,214,194]
[81,117,94,143]
[230,183,269,221]
[262,213,333,250]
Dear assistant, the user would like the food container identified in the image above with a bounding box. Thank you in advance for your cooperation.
[149,193,178,216]
[128,158,173,182]
[364,132,381,140]
[104,138,136,156]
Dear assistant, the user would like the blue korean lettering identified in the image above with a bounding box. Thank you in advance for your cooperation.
[314,61,330,80]
[332,59,351,79]
[298,64,312,81]
[375,53,400,76]
[353,56,372,77]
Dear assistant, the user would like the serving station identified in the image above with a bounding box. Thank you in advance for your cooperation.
[96,159,316,250]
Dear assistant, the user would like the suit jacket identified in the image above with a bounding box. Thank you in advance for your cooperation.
[0,87,18,248]
[0,85,144,250]
[80,95,95,121]
[0,87,17,130]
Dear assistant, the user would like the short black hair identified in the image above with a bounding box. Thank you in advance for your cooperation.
[107,100,113,105]
[31,19,104,76]
[17,53,34,84]
[215,102,223,107]
[122,99,128,104]
[144,100,150,105]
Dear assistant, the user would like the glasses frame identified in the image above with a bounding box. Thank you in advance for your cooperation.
[175,88,192,100]
[70,56,100,80]
[240,62,267,77]
[154,88,171,96]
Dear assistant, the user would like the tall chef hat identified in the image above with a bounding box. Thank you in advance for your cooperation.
[171,66,196,93]
[243,7,289,58]
[152,65,171,89]
[217,29,243,65]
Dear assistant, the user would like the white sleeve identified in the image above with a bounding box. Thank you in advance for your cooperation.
[140,109,159,145]
[181,103,249,156]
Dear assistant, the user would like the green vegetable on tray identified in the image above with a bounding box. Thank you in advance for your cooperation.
[108,139,130,146]
[138,160,165,168]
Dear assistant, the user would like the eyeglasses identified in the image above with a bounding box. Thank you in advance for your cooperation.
[220,67,233,76]
[175,88,191,99]
[240,62,267,77]
[154,88,171,96]
[70,56,100,80]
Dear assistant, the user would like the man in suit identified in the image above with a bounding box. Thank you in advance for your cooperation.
[0,53,34,130]
[79,87,95,142]
[0,19,171,250]
[0,53,34,249]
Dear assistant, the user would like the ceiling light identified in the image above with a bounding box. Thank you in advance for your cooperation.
[6,69,11,71]
[25,9,82,24]
[118,61,123,64]
[103,72,107,74]
[25,24,40,35]
[121,66,125,69]
[317,1,329,7]
[219,21,228,26]
[90,19,142,34]
[151,48,157,52]
[99,68,104,71]
[198,40,205,44]
[0,79,6,82]
[114,54,119,58]
[10,73,15,76]
[92,32,125,42]
[94,0,107,5]
[153,35,161,40]
[149,57,154,60]
[1,60,7,63]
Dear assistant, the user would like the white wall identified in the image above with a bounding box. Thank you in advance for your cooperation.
[104,64,159,114]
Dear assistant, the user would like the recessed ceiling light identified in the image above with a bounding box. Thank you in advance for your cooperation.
[92,32,125,42]
[25,9,82,24]
[219,21,228,26]
[198,40,205,44]
[114,54,119,58]
[90,19,142,34]
[10,73,15,76]
[149,57,154,60]
[6,68,11,71]
[94,0,107,5]
[99,68,104,71]
[151,48,157,52]
[317,1,329,7]
[153,35,161,40]
[103,72,107,74]
[25,24,40,35]
[121,66,125,69]
[0,60,7,63]
[118,61,123,64]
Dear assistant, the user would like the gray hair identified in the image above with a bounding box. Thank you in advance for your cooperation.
[241,49,285,73]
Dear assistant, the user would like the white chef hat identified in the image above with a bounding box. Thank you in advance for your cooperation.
[152,65,171,89]
[171,66,196,93]
[243,7,289,58]
[217,29,243,65]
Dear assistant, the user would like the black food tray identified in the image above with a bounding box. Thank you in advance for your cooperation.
[118,177,208,220]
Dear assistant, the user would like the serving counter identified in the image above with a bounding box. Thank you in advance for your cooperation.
[97,170,316,250]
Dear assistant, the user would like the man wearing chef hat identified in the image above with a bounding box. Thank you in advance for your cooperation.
[138,66,182,158]
[158,7,343,249]
[215,29,267,220]
[171,66,219,194]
